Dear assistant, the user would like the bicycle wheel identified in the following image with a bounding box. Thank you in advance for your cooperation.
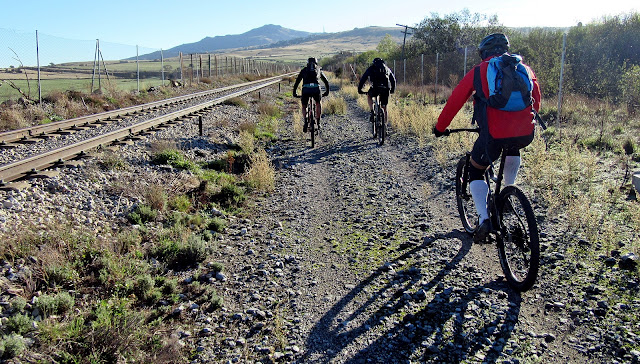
[309,101,315,148]
[377,109,385,145]
[496,185,540,292]
[455,156,478,234]
[372,105,377,139]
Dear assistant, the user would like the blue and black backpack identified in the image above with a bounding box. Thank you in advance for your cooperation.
[474,53,533,112]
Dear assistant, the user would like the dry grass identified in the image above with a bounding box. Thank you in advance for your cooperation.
[292,109,303,137]
[323,94,347,115]
[237,130,255,154]
[246,149,275,192]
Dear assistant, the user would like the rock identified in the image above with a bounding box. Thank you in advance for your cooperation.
[619,253,638,270]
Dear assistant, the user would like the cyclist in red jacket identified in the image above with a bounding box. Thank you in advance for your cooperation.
[433,33,541,242]
[293,57,329,132]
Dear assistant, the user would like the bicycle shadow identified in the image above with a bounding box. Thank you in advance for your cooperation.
[299,231,522,363]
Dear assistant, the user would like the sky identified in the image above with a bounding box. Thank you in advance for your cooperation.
[0,0,637,67]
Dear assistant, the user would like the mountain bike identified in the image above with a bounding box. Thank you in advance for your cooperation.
[295,95,319,148]
[359,90,385,145]
[448,128,540,292]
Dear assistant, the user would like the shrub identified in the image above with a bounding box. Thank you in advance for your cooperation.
[0,334,26,359]
[35,291,75,317]
[9,297,27,313]
[246,149,275,192]
[324,95,347,115]
[128,205,158,225]
[223,97,247,108]
[152,149,196,171]
[258,102,281,119]
[4,314,32,335]
[45,263,79,287]
[212,184,246,208]
[150,236,208,269]
[169,194,192,212]
[207,217,227,233]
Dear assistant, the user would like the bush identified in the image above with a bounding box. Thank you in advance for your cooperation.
[223,97,247,108]
[128,204,158,225]
[35,291,75,317]
[213,184,246,208]
[207,217,227,233]
[149,236,208,269]
[0,334,26,359]
[4,314,32,335]
[324,95,347,115]
[152,149,196,171]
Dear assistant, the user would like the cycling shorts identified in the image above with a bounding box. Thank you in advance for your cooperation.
[368,87,390,106]
[301,86,321,105]
[471,131,534,167]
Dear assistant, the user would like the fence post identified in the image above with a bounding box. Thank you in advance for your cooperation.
[199,116,203,136]
[557,33,567,121]
[434,53,439,103]
[180,52,184,86]
[464,46,468,75]
[403,59,406,84]
[136,45,140,92]
[36,30,41,104]
[421,54,424,86]
[161,49,164,86]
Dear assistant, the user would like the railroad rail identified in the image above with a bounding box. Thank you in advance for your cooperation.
[0,73,294,185]
[0,73,293,146]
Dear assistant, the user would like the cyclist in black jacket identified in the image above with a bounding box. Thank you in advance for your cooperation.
[293,57,330,132]
[358,58,396,124]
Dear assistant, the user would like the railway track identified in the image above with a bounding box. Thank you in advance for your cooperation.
[0,73,294,186]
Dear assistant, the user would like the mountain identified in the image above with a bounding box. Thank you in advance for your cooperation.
[137,24,312,60]
[217,26,404,64]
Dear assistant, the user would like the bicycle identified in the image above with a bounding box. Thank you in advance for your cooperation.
[448,128,540,292]
[359,90,385,145]
[295,95,319,148]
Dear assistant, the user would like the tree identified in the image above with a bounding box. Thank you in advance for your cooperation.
[408,9,503,57]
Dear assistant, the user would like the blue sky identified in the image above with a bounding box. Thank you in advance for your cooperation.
[1,0,637,66]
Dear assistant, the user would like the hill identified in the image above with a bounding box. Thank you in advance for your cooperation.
[137,24,312,60]
[214,26,404,64]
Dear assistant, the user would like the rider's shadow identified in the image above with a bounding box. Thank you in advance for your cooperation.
[300,231,522,364]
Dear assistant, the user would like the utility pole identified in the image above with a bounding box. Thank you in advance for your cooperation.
[396,23,416,60]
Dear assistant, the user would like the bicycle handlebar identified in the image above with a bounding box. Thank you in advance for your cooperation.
[446,128,480,135]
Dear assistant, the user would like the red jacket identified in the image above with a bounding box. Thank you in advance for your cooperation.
[435,57,541,139]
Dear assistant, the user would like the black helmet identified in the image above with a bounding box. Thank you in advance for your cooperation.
[307,57,318,65]
[372,57,384,66]
[478,33,509,59]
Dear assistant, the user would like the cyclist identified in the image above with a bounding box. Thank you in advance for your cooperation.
[433,33,541,242]
[358,58,396,125]
[293,57,330,132]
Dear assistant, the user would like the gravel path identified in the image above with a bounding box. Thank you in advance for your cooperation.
[1,86,638,363]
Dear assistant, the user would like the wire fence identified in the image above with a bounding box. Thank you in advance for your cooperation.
[0,28,296,103]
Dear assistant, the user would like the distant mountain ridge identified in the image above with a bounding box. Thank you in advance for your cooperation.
[138,24,312,60]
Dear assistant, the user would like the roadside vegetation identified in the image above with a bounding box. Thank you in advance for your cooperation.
[0,92,280,362]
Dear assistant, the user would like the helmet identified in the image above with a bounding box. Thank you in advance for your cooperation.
[372,57,384,66]
[478,33,509,59]
[307,57,318,65]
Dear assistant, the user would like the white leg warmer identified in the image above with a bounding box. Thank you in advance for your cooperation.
[470,179,489,222]
[503,156,521,186]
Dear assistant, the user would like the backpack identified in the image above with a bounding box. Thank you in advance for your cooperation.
[302,63,320,85]
[370,60,391,89]
[475,54,533,111]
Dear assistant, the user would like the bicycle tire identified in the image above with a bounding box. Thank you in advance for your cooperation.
[377,108,385,145]
[496,185,540,292]
[372,104,378,139]
[455,156,478,234]
[309,101,315,148]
